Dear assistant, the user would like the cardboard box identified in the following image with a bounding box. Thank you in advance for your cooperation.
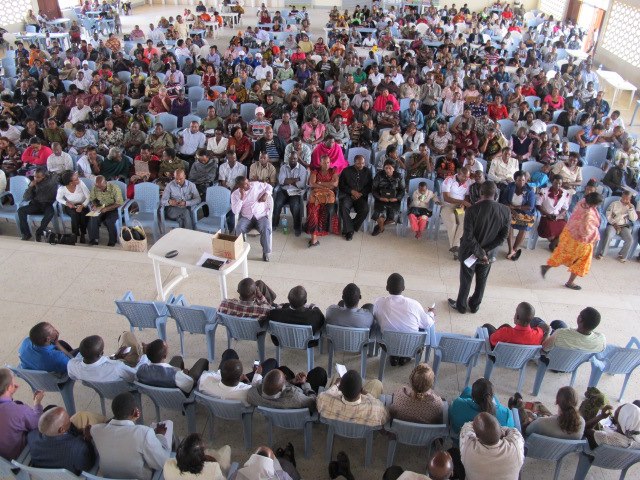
[212,231,244,260]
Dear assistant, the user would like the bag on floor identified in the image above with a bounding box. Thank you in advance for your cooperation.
[45,231,76,245]
[120,221,147,252]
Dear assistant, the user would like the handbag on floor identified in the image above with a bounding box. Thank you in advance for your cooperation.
[120,220,147,252]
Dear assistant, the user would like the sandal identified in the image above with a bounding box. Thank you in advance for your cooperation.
[308,240,320,248]
[512,249,522,261]
[565,283,582,290]
[540,265,550,278]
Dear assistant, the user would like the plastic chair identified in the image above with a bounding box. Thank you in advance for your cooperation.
[347,147,372,166]
[401,178,440,239]
[497,119,515,138]
[196,100,215,118]
[186,74,202,87]
[117,71,131,84]
[0,454,26,480]
[193,186,231,233]
[81,473,139,480]
[188,86,205,108]
[431,333,485,388]
[155,113,178,132]
[160,203,196,233]
[566,125,582,142]
[210,86,227,94]
[114,291,170,340]
[521,160,542,175]
[524,95,541,109]
[0,176,30,232]
[385,405,449,467]
[240,103,258,123]
[257,407,318,458]
[281,79,296,94]
[268,321,320,372]
[588,337,640,401]
[194,392,254,450]
[81,380,143,421]
[477,328,541,393]
[10,461,81,480]
[323,324,372,378]
[320,417,381,467]
[167,296,219,361]
[532,347,596,396]
[581,166,606,186]
[377,329,432,381]
[399,98,411,112]
[133,381,196,433]
[567,142,581,153]
[584,144,609,168]
[217,313,267,362]
[179,114,202,130]
[7,366,76,415]
[124,182,161,242]
[525,434,586,480]
[574,443,640,480]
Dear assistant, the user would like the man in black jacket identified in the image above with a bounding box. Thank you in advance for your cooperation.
[17,167,58,242]
[338,154,373,241]
[265,286,325,347]
[448,181,510,314]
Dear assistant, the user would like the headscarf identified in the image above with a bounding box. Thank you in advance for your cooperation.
[617,403,640,444]
[235,454,279,480]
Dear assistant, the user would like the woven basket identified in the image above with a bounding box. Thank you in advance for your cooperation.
[120,220,148,252]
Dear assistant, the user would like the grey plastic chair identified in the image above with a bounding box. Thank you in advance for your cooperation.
[217,313,267,362]
[0,176,29,233]
[257,407,318,458]
[133,381,196,433]
[194,391,254,450]
[193,186,232,233]
[478,327,541,393]
[10,461,81,480]
[8,366,75,415]
[385,402,449,468]
[1,447,29,480]
[320,417,382,467]
[525,434,586,480]
[114,291,170,340]
[377,330,431,381]
[573,443,640,480]
[532,347,596,396]
[324,324,372,378]
[167,297,218,361]
[268,321,321,372]
[588,337,640,401]
[431,333,485,388]
[81,380,142,421]
[123,182,161,242]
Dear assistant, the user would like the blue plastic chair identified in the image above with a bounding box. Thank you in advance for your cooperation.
[532,347,596,396]
[584,144,609,168]
[525,434,586,480]
[217,313,267,362]
[497,119,515,138]
[574,443,640,480]
[133,381,196,433]
[320,417,382,467]
[160,203,196,233]
[193,186,231,233]
[347,147,372,166]
[1,454,26,480]
[196,100,215,118]
[478,328,541,393]
[8,366,76,415]
[210,86,227,94]
[566,126,582,142]
[401,178,440,239]
[114,291,170,340]
[377,329,432,381]
[257,407,318,458]
[188,86,205,108]
[324,324,372,378]
[268,321,320,372]
[0,176,30,233]
[524,95,541,109]
[10,461,82,480]
[521,160,542,176]
[431,333,485,388]
[240,103,258,123]
[81,380,143,422]
[281,79,296,94]
[167,297,219,361]
[194,391,254,450]
[588,337,640,401]
[385,403,449,468]
[155,113,178,132]
[123,182,161,242]
[117,71,131,84]
[186,74,202,87]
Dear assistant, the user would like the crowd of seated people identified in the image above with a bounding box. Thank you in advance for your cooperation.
[2,0,639,262]
[3,261,635,479]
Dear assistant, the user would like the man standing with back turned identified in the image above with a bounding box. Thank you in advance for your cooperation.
[448,181,510,314]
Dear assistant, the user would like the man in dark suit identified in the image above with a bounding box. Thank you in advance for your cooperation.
[265,286,325,346]
[448,181,510,314]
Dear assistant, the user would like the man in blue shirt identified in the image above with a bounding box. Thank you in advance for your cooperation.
[18,322,74,374]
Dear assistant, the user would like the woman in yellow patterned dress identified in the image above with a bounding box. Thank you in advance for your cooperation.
[540,192,603,290]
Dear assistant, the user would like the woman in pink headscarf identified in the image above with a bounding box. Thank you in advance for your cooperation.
[310,136,348,173]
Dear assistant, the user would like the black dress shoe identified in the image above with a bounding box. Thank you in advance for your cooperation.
[372,225,381,236]
[88,240,99,246]
[345,231,353,241]
[389,356,399,366]
[468,303,479,313]
[35,231,44,242]
[447,298,466,314]
[294,230,301,237]
[107,242,116,247]
[262,253,270,262]
[21,234,32,241]
[79,234,86,244]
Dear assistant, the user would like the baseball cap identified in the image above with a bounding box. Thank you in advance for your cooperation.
[255,107,265,115]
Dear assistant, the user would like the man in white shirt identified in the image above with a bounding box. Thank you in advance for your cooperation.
[441,167,472,259]
[272,152,308,236]
[253,56,273,81]
[218,152,247,231]
[487,147,519,188]
[91,392,172,480]
[368,65,384,88]
[373,273,435,365]
[46,143,73,174]
[0,120,21,144]
[68,97,91,125]
[178,121,206,162]
[232,177,273,262]
[67,334,142,383]
[362,33,377,47]
[147,24,165,45]
[198,358,258,406]
[460,413,524,480]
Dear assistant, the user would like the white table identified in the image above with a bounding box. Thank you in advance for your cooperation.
[596,69,637,109]
[220,12,240,26]
[148,228,250,301]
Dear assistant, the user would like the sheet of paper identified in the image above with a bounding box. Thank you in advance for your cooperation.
[464,254,477,268]
[335,363,347,378]
[196,252,229,267]
[85,210,101,217]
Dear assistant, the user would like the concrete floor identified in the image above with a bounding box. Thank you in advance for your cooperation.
[2,5,640,479]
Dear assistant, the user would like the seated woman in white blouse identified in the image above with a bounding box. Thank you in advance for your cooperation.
[56,170,91,243]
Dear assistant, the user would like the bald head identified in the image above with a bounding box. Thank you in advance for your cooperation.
[262,369,286,396]
[237,278,257,301]
[220,359,243,387]
[79,335,104,364]
[428,451,454,480]
[38,407,71,436]
[473,412,502,446]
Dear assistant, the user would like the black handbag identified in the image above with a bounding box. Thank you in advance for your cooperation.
[45,231,76,245]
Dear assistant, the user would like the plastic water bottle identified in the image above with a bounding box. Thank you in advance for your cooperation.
[281,218,288,235]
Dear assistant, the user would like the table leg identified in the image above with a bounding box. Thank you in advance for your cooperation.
[242,257,249,279]
[628,91,636,110]
[152,259,166,301]
[220,277,228,299]
[631,101,640,126]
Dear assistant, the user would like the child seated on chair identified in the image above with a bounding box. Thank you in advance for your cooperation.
[408,182,438,239]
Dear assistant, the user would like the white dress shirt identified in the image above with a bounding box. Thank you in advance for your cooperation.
[47,152,74,173]
[68,105,92,124]
[442,175,470,202]
[253,65,273,81]
[278,163,308,194]
[67,355,137,382]
[231,182,273,220]
[207,136,228,155]
[179,130,206,155]
[198,377,254,405]
[91,419,172,480]
[459,422,524,480]
[373,294,434,333]
[218,161,247,187]
[487,157,519,183]
[56,182,91,207]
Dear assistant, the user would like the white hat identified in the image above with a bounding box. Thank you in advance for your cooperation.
[255,53,262,59]
[360,86,368,92]
[255,107,265,115]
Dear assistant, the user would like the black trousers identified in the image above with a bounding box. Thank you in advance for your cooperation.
[339,194,369,234]
[88,210,119,244]
[63,205,89,235]
[169,356,209,386]
[456,259,492,311]
[273,189,303,233]
[18,201,55,236]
